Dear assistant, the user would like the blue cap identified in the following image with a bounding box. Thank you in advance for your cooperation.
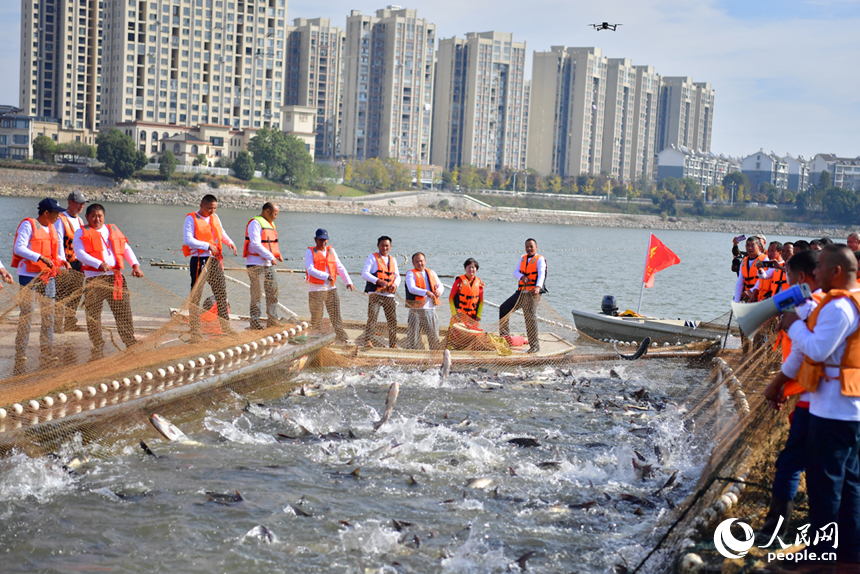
[38,198,67,213]
[315,228,329,240]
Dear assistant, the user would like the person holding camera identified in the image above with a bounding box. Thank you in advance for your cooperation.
[734,235,766,302]
[750,241,784,301]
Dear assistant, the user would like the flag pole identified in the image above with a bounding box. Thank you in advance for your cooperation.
[637,234,651,314]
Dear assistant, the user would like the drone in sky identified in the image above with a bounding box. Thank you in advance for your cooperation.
[589,22,622,31]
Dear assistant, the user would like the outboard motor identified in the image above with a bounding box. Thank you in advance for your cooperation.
[601,295,619,316]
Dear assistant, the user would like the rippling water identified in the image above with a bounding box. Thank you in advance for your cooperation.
[0,360,718,573]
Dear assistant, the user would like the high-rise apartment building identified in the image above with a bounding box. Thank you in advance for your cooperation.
[100,0,289,132]
[285,17,344,159]
[19,0,102,132]
[656,76,714,154]
[431,31,527,171]
[692,81,714,153]
[527,46,607,178]
[601,58,635,181]
[630,65,660,183]
[341,7,436,164]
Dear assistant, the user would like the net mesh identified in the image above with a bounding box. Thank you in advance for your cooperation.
[0,252,787,572]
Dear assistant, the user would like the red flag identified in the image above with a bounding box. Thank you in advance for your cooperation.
[643,234,680,288]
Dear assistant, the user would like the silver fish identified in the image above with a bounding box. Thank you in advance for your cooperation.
[150,414,203,446]
[373,381,400,431]
[465,477,493,489]
[440,349,451,383]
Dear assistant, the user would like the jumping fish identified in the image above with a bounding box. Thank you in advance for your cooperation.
[373,381,400,431]
[206,490,243,504]
[150,414,204,446]
[440,349,452,383]
[614,337,651,361]
[632,457,655,480]
[465,477,493,489]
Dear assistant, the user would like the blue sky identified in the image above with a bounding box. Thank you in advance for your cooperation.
[3,0,859,160]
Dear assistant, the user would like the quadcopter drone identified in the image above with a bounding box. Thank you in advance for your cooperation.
[590,22,622,31]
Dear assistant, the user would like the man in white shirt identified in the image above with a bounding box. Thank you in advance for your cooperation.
[781,244,860,564]
[304,228,354,344]
[182,194,237,340]
[73,203,144,360]
[360,236,400,348]
[244,202,283,330]
[404,252,444,350]
[12,198,70,373]
[54,190,88,333]
[500,238,546,353]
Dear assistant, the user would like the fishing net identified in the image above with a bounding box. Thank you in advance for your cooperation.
[0,258,331,457]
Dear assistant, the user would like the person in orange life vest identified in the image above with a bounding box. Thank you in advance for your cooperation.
[499,238,545,354]
[449,258,484,329]
[12,198,71,374]
[244,202,283,330]
[760,250,822,539]
[53,190,89,333]
[735,236,766,303]
[72,203,143,360]
[183,194,237,341]
[848,232,860,252]
[360,236,400,349]
[779,245,860,563]
[404,252,444,350]
[751,241,784,301]
[304,228,354,344]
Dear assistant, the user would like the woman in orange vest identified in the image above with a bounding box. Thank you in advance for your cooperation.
[449,258,484,329]
[499,238,545,354]
[11,198,70,374]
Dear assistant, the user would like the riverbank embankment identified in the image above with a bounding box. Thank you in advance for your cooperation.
[0,168,850,238]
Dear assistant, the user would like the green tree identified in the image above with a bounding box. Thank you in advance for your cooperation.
[159,150,178,180]
[822,187,860,225]
[459,165,478,192]
[280,134,314,189]
[32,135,56,162]
[193,153,208,166]
[366,158,391,192]
[818,170,832,189]
[58,140,96,163]
[96,129,147,181]
[660,191,677,216]
[692,193,706,215]
[232,150,255,181]
[385,158,410,190]
[441,170,455,190]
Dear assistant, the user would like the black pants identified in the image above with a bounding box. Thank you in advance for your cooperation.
[499,290,539,349]
[189,256,229,334]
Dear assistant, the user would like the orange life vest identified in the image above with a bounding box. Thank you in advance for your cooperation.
[79,224,130,272]
[306,246,338,285]
[777,290,825,398]
[796,289,860,397]
[768,266,788,299]
[741,254,766,298]
[11,218,61,273]
[453,274,483,319]
[406,269,439,309]
[364,253,396,293]
[518,254,544,290]
[58,213,83,263]
[201,301,228,334]
[242,217,281,259]
[182,212,224,257]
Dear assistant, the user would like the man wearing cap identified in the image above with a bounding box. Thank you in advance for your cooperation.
[11,198,70,374]
[304,228,354,344]
[54,190,88,332]
[73,203,144,360]
[244,202,283,330]
[182,194,237,341]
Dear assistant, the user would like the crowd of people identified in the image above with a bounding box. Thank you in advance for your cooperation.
[731,233,860,568]
[2,193,549,375]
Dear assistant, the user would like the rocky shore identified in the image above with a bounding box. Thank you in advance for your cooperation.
[0,169,850,239]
